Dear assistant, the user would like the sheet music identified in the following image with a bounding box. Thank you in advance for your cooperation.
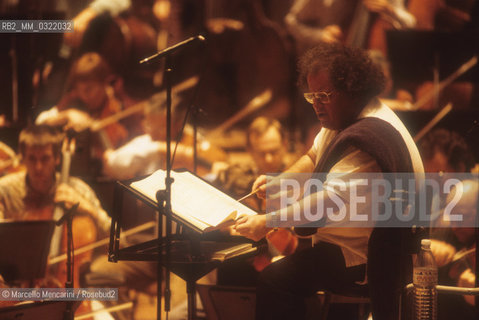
[130,170,257,231]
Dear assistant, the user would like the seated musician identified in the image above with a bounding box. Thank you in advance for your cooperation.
[36,52,141,158]
[0,124,110,245]
[101,97,185,180]
[428,179,478,320]
[418,128,478,320]
[210,117,296,286]
[214,116,292,211]
[420,128,476,263]
[234,42,424,320]
[284,0,415,53]
[102,97,227,180]
[0,125,111,320]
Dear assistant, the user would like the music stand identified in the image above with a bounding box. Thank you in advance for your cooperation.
[109,178,257,320]
[0,221,54,284]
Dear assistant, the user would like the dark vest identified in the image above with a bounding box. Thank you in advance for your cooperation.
[296,116,414,233]
[311,117,419,320]
[314,117,413,174]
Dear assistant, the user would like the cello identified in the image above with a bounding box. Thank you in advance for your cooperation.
[28,136,98,318]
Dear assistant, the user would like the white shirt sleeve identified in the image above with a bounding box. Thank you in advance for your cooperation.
[389,0,416,28]
[89,0,131,16]
[103,135,163,180]
[35,106,59,125]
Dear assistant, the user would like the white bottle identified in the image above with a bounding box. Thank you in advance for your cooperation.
[413,239,438,320]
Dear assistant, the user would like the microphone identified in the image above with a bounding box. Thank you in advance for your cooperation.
[55,202,80,226]
[140,35,206,64]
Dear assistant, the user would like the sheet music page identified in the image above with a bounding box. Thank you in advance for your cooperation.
[130,170,257,230]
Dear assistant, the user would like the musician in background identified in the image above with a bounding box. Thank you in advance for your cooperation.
[284,0,415,54]
[235,42,424,320]
[420,128,475,262]
[432,179,478,320]
[102,95,227,180]
[284,0,358,54]
[101,96,183,180]
[63,0,131,49]
[0,125,110,235]
[213,116,291,212]
[418,128,477,320]
[212,117,296,287]
[420,128,476,174]
[36,52,142,157]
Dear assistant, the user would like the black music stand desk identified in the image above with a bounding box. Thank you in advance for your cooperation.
[108,176,257,320]
[0,220,55,284]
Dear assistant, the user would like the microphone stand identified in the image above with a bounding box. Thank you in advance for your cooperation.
[475,147,479,316]
[140,35,205,320]
[153,61,173,320]
[192,105,198,174]
[55,202,80,320]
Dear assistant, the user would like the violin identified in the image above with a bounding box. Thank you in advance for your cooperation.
[178,127,228,175]
[100,96,129,146]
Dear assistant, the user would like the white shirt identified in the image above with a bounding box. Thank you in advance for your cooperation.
[103,134,164,180]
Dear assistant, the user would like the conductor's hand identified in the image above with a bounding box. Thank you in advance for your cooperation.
[252,175,267,199]
[234,215,270,242]
[252,175,282,200]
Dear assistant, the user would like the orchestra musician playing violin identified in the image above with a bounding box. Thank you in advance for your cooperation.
[101,95,187,180]
[102,94,227,180]
[0,124,110,241]
[234,43,424,320]
[36,52,142,159]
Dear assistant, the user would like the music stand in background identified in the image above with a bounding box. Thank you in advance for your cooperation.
[0,221,54,284]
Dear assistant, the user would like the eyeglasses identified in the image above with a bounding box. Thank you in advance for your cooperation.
[303,91,333,104]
